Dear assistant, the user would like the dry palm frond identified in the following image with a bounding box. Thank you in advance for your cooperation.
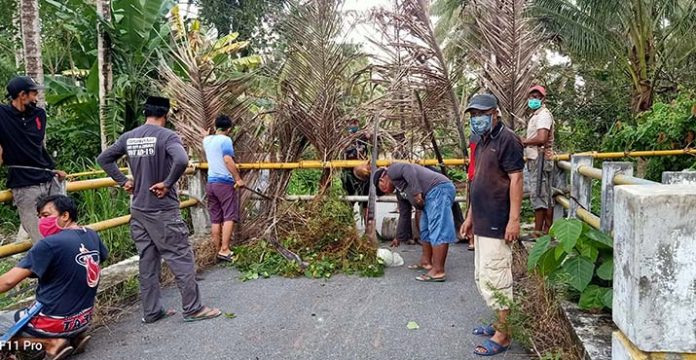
[465,0,543,129]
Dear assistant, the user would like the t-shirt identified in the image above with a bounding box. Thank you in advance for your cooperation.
[203,134,235,185]
[0,104,55,188]
[468,134,480,181]
[386,163,450,208]
[97,124,189,212]
[525,106,555,160]
[18,228,108,335]
[470,122,525,238]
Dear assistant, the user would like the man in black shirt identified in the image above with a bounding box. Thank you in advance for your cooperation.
[0,76,66,243]
[460,94,523,356]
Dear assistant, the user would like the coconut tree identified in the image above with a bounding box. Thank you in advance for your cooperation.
[532,0,696,113]
[19,0,44,106]
[96,0,112,151]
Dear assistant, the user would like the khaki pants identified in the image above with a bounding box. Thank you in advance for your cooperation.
[474,235,513,310]
[11,177,65,243]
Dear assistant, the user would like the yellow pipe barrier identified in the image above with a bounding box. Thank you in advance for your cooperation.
[577,165,602,180]
[197,158,468,170]
[0,199,199,259]
[553,148,696,161]
[554,195,601,230]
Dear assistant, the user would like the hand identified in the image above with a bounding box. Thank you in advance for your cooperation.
[149,182,170,199]
[54,170,67,181]
[460,217,473,240]
[414,193,425,209]
[504,218,520,243]
[122,180,134,194]
[519,136,527,146]
[235,179,246,188]
[390,239,400,248]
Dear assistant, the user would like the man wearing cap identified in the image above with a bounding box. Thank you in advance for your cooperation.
[0,76,67,243]
[375,163,456,282]
[460,94,523,356]
[521,85,555,235]
[97,96,222,323]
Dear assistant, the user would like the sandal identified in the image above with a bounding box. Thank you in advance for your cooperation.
[216,252,234,262]
[473,339,511,356]
[184,307,222,322]
[467,244,475,251]
[46,345,74,360]
[472,324,496,336]
[415,274,446,282]
[142,308,177,324]
[407,264,432,271]
[71,333,92,355]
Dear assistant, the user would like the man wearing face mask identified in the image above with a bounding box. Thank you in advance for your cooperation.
[0,76,67,243]
[460,94,524,356]
[0,195,107,359]
[521,85,555,236]
[98,96,222,324]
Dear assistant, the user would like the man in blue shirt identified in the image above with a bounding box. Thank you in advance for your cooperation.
[202,115,245,262]
[0,195,108,359]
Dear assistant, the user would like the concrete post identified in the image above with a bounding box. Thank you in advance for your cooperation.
[599,162,632,233]
[187,169,210,237]
[612,185,696,358]
[552,163,568,221]
[569,155,593,218]
[662,170,696,185]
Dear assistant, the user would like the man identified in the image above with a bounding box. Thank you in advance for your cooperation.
[0,195,107,360]
[376,163,456,282]
[202,114,245,262]
[521,85,555,235]
[341,118,370,216]
[97,96,221,323]
[0,76,67,243]
[460,94,523,356]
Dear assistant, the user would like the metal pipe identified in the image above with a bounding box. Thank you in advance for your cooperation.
[0,199,199,259]
[557,161,571,171]
[554,195,600,230]
[249,194,468,203]
[577,165,602,180]
[553,148,696,161]
[198,158,468,170]
[613,174,659,185]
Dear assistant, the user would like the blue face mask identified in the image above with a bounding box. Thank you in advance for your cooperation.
[528,98,542,110]
[470,114,493,135]
[348,126,358,133]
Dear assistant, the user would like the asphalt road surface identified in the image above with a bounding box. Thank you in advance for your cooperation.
[79,243,530,360]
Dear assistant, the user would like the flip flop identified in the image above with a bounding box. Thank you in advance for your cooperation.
[217,253,234,262]
[71,334,92,355]
[46,345,74,360]
[142,308,177,324]
[407,264,432,271]
[472,324,496,336]
[467,245,475,251]
[184,307,222,322]
[473,339,511,356]
[415,274,446,282]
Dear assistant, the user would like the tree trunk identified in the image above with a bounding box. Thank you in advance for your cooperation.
[13,3,23,70]
[20,0,44,107]
[97,0,113,151]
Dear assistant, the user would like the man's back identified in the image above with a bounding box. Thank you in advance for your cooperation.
[203,134,235,184]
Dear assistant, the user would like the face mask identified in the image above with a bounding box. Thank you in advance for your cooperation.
[470,114,493,135]
[348,126,358,133]
[38,216,62,237]
[528,98,542,110]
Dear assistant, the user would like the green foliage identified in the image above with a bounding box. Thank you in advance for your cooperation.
[287,169,322,195]
[232,191,383,281]
[528,218,613,311]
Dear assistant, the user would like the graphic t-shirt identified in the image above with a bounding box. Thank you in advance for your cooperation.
[18,228,108,335]
[203,134,236,185]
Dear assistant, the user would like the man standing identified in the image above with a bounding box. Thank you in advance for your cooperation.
[522,85,555,235]
[97,96,221,323]
[461,94,524,356]
[0,76,67,243]
[376,163,456,282]
[202,114,245,262]
[0,195,107,359]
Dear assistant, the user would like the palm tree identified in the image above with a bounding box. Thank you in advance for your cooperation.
[19,0,44,106]
[96,0,113,151]
[533,0,696,113]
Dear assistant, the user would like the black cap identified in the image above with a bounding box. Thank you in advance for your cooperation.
[373,168,386,196]
[7,76,44,98]
[145,96,170,109]
[465,94,498,113]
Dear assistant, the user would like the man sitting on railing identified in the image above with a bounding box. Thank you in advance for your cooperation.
[0,195,108,360]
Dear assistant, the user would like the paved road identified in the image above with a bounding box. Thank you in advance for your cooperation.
[79,244,529,360]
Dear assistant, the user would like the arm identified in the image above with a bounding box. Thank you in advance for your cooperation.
[97,136,129,186]
[522,128,549,147]
[162,135,189,189]
[0,267,32,293]
[505,172,523,242]
[393,196,413,247]
[0,144,3,166]
[221,138,244,186]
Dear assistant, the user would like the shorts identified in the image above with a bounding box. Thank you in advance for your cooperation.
[419,182,457,246]
[12,177,65,243]
[474,235,513,310]
[527,159,554,210]
[205,182,239,224]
